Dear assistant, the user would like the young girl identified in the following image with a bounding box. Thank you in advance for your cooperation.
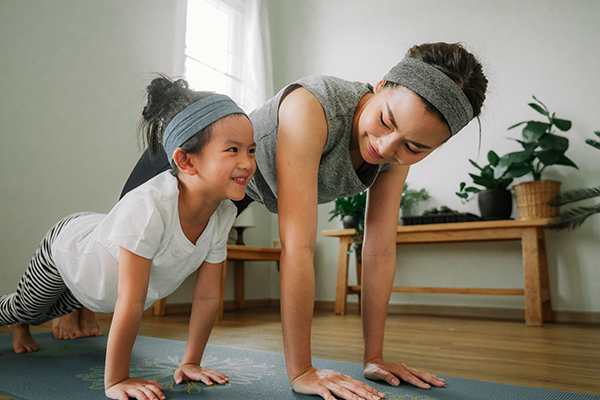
[0,77,256,400]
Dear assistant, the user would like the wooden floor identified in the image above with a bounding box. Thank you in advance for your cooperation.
[1,306,600,398]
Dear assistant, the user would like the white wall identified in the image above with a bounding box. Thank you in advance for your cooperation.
[0,1,178,294]
[2,1,598,315]
[266,0,600,313]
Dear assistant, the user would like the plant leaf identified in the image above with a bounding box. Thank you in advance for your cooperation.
[508,121,528,130]
[552,118,572,131]
[554,154,579,169]
[503,166,532,179]
[528,102,548,116]
[548,203,600,230]
[493,156,512,179]
[523,121,550,143]
[531,95,549,113]
[535,149,562,166]
[468,159,482,171]
[538,134,568,152]
[548,186,600,206]
[585,139,600,150]
[487,150,500,166]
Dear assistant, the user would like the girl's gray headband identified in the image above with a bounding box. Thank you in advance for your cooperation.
[163,94,247,160]
[383,57,473,136]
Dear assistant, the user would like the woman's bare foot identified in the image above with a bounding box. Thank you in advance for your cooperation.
[52,310,84,339]
[8,323,40,353]
[79,307,104,337]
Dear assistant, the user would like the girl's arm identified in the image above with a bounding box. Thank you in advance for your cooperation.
[361,164,445,389]
[173,261,229,386]
[105,246,165,400]
[276,88,383,400]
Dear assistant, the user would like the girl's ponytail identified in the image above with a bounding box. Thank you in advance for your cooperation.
[139,75,214,159]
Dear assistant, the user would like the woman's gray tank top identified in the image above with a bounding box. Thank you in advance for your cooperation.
[246,75,391,213]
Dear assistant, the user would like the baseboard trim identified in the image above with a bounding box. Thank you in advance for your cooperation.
[162,300,600,325]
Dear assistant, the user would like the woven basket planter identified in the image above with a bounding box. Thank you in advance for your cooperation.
[513,180,561,219]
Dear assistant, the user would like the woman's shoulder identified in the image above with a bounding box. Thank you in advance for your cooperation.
[295,75,372,99]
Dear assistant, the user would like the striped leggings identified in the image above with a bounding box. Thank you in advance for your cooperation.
[0,213,85,326]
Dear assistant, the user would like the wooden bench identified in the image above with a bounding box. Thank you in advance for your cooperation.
[322,219,552,326]
[153,244,281,320]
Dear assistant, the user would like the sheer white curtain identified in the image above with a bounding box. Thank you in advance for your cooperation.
[182,0,273,113]
[239,0,273,113]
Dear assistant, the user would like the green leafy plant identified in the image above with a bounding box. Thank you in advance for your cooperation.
[400,183,430,211]
[328,191,367,237]
[456,150,514,203]
[493,96,578,181]
[548,131,600,230]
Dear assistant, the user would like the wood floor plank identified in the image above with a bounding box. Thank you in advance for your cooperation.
[1,307,599,398]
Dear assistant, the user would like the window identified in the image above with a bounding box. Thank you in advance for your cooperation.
[184,0,245,102]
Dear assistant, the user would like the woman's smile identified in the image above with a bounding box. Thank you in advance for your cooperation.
[368,141,385,159]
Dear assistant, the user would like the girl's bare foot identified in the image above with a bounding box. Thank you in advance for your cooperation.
[8,323,40,353]
[79,307,104,337]
[52,310,84,339]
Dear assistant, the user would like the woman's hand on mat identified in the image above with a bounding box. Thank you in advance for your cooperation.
[105,377,165,400]
[291,367,385,400]
[363,359,445,389]
[174,364,230,386]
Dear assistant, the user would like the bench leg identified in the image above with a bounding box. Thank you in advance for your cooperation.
[522,227,544,326]
[234,260,245,309]
[356,248,362,314]
[537,231,553,322]
[153,298,166,316]
[335,236,352,315]
[218,259,227,320]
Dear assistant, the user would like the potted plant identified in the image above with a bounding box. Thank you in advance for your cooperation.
[328,191,367,232]
[493,96,579,219]
[399,182,430,219]
[548,131,600,230]
[328,191,367,255]
[456,150,514,219]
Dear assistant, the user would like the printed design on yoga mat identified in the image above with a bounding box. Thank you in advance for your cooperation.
[76,355,276,394]
[383,394,438,400]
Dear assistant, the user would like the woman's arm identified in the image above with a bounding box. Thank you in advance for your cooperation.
[105,246,165,400]
[173,261,229,386]
[361,164,445,389]
[276,88,384,400]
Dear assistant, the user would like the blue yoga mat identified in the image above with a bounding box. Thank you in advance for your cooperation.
[0,332,597,400]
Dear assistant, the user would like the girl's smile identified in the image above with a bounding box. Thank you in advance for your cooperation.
[186,115,256,204]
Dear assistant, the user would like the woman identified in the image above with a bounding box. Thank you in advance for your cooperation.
[62,42,488,400]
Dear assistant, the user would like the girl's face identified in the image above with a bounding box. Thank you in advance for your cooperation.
[356,81,451,166]
[190,115,256,202]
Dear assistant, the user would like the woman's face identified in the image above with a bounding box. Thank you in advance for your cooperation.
[356,81,451,166]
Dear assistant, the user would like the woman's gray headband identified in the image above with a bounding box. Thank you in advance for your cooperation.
[383,57,473,136]
[163,94,247,160]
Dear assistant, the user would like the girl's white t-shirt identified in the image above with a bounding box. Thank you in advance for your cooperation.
[52,171,236,313]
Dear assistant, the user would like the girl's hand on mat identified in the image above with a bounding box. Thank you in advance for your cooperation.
[363,359,445,389]
[174,364,230,386]
[291,367,385,400]
[105,377,165,400]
